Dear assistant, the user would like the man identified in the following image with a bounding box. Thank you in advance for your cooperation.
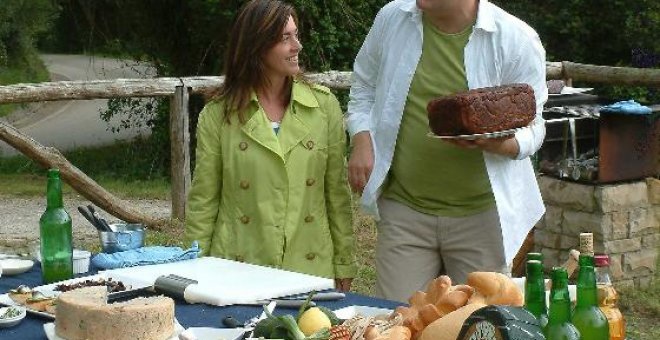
[346,0,547,302]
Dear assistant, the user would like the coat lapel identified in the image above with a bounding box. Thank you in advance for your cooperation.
[279,82,319,158]
[240,82,320,161]
[278,110,310,158]
[241,106,283,158]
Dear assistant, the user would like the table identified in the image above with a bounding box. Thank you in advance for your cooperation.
[0,263,404,339]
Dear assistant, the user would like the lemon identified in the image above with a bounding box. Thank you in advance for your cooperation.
[297,307,331,336]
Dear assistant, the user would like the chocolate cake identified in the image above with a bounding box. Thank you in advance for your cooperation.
[427,84,536,136]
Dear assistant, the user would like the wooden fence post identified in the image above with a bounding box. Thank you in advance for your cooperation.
[170,85,191,223]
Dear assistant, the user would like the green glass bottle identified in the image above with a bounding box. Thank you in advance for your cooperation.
[39,169,73,284]
[545,267,580,340]
[527,252,544,263]
[525,260,548,329]
[572,263,610,339]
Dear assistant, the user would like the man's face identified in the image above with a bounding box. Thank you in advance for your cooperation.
[263,16,302,81]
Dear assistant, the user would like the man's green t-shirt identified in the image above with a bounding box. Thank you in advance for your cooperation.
[383,16,495,217]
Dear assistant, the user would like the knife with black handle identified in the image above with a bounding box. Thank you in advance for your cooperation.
[77,206,104,232]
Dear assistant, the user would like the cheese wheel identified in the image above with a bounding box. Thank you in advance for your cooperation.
[55,286,175,340]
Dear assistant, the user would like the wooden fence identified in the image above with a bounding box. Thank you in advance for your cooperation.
[0,61,658,227]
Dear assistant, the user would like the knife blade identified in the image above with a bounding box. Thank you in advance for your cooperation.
[243,299,315,308]
[281,291,346,301]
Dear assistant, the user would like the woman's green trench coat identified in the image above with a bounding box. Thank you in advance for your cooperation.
[185,81,357,279]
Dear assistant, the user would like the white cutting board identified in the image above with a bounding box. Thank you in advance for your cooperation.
[101,257,334,306]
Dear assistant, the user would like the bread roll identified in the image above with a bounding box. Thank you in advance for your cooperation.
[466,272,523,306]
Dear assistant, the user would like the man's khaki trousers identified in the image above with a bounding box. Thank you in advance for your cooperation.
[374,198,508,303]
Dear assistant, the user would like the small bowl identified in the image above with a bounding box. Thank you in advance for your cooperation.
[73,250,91,274]
[0,306,26,328]
[98,223,145,253]
[0,258,34,276]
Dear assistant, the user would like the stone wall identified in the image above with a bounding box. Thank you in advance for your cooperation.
[535,176,659,289]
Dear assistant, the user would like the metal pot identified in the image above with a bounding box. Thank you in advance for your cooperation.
[98,223,145,253]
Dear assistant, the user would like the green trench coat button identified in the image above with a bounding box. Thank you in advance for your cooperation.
[305,253,316,260]
[240,215,250,224]
[239,141,248,151]
[240,180,250,189]
[305,140,315,150]
[304,215,314,223]
[305,178,315,186]
[235,255,245,262]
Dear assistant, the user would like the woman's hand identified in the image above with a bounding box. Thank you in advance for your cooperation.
[335,278,353,292]
[348,131,374,193]
[444,135,519,158]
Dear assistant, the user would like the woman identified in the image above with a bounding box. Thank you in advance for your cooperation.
[185,0,356,291]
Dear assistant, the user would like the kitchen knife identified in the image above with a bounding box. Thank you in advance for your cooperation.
[242,299,315,308]
[280,291,346,301]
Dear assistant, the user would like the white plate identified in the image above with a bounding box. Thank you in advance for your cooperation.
[0,259,34,275]
[44,319,184,340]
[0,273,149,319]
[427,118,540,141]
[181,327,248,340]
[427,126,523,140]
[0,306,26,328]
[333,305,393,319]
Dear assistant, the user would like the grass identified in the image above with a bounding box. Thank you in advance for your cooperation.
[618,270,660,339]
[0,140,657,338]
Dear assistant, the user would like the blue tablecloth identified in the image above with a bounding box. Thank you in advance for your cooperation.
[0,263,404,339]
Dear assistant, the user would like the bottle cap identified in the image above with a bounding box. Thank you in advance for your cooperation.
[579,233,594,256]
[594,254,610,267]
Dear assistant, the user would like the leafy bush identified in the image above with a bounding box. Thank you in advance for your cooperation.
[0,0,59,68]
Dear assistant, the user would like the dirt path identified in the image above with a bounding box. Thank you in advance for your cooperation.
[0,194,170,257]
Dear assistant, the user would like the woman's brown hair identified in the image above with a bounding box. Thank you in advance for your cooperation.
[214,0,299,123]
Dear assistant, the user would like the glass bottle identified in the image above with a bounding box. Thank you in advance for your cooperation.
[572,262,609,339]
[527,252,544,263]
[39,169,73,284]
[545,267,580,340]
[595,254,625,340]
[525,259,548,329]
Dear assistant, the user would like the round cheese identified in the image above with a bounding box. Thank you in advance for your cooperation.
[55,286,175,340]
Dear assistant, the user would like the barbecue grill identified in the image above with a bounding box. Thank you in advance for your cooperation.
[537,93,659,183]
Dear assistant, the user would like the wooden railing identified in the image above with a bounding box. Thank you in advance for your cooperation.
[0,62,658,226]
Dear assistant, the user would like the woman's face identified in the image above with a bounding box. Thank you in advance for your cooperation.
[263,15,302,81]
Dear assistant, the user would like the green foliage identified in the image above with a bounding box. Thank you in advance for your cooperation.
[0,0,59,68]
[0,137,169,181]
[492,0,660,103]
